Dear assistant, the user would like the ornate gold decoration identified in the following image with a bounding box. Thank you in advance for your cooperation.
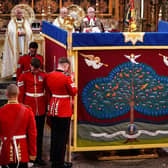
[63,0,73,7]
[35,0,58,14]
[130,21,137,32]
[99,0,108,13]
[11,4,35,24]
[80,0,91,11]
[62,15,75,31]
[0,0,13,14]
[123,32,145,45]
[67,4,85,27]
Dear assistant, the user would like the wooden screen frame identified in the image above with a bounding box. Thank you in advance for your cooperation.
[69,45,168,153]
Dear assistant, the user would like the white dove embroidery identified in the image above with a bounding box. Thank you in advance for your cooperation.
[159,53,168,66]
[124,53,141,64]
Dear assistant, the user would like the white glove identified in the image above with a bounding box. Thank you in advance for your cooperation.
[28,162,34,168]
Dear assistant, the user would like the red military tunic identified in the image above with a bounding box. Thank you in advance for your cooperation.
[17,71,47,116]
[17,54,43,80]
[46,70,77,117]
[0,102,37,165]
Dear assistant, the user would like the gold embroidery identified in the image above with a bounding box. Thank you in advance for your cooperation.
[123,32,145,45]
[10,142,14,161]
[18,142,21,161]
[8,100,18,104]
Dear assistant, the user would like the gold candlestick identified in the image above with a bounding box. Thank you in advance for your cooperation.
[96,0,99,15]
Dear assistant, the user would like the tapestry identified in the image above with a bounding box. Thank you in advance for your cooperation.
[42,21,168,148]
[77,49,168,146]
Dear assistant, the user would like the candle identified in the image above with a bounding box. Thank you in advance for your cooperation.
[54,56,56,71]
[141,0,144,19]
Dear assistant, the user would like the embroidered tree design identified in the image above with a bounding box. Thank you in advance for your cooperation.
[82,62,168,134]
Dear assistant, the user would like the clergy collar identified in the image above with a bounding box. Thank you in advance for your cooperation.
[16,18,23,22]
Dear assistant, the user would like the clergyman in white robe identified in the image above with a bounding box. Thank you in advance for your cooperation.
[53,7,68,28]
[1,15,32,78]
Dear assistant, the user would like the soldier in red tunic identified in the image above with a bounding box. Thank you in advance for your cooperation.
[0,84,37,168]
[46,57,77,168]
[16,42,44,80]
[17,58,47,166]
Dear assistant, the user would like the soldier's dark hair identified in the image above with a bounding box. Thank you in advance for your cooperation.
[29,42,38,49]
[7,84,19,98]
[58,57,70,64]
[31,58,41,69]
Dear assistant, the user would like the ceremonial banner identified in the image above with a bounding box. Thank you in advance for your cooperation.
[124,0,136,31]
[77,49,168,148]
[72,32,168,151]
[42,21,168,152]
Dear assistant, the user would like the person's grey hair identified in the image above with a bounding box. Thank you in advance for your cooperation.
[87,7,95,13]
[15,8,23,15]
[7,84,19,98]
[60,7,68,13]
[58,57,70,64]
[70,11,78,20]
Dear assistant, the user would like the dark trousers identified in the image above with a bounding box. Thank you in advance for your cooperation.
[50,116,71,167]
[35,115,45,160]
[2,163,27,168]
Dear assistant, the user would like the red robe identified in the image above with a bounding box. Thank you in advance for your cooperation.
[46,70,77,117]
[17,71,47,116]
[16,54,43,80]
[0,102,37,165]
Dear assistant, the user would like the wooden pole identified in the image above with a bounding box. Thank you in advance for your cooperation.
[119,0,125,31]
[67,29,73,162]
[73,51,78,150]
[115,0,119,20]
[109,0,113,15]
[60,0,62,9]
[67,31,72,58]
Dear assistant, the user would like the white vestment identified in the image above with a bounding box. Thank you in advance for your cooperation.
[53,17,64,28]
[81,17,103,33]
[1,18,32,78]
